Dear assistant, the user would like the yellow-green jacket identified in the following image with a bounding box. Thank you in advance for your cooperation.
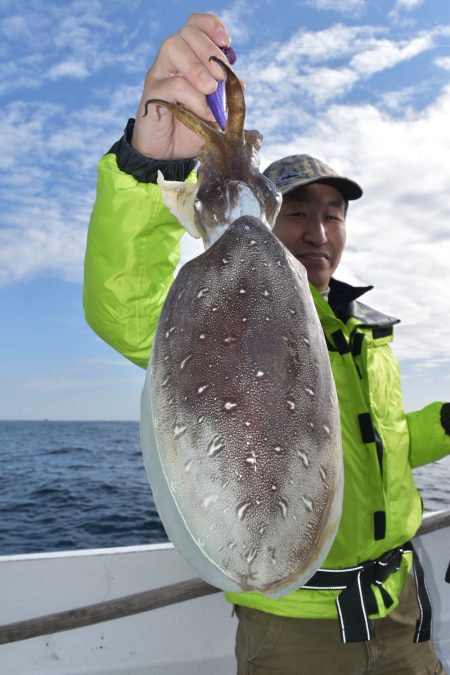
[83,122,450,620]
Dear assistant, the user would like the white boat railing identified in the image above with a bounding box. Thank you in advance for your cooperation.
[0,508,449,647]
[416,509,450,535]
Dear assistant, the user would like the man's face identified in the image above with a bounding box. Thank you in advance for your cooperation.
[273,182,347,292]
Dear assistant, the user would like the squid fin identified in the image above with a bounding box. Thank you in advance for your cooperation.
[157,170,201,239]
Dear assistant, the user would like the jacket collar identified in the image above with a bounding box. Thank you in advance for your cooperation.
[328,278,400,327]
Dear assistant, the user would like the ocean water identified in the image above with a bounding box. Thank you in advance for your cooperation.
[0,420,166,555]
[0,420,449,556]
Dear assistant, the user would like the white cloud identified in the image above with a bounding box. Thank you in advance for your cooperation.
[1,14,33,41]
[379,84,425,112]
[395,0,423,8]
[238,23,444,128]
[217,0,254,42]
[0,1,151,96]
[296,65,358,104]
[303,0,366,14]
[435,56,450,71]
[0,85,138,286]
[350,34,434,76]
[276,24,382,64]
[388,0,426,25]
[0,201,89,285]
[48,60,90,80]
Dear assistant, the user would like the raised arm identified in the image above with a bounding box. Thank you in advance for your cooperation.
[83,13,232,368]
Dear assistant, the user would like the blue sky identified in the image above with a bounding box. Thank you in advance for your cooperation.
[0,0,449,420]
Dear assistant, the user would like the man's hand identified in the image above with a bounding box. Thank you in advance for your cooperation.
[131,12,231,160]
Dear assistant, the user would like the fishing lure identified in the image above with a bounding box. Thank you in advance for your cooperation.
[206,45,237,129]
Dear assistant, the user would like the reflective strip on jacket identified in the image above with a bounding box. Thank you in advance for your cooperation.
[83,147,450,620]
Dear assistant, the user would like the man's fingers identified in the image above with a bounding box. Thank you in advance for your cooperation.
[178,25,231,80]
[150,12,233,96]
[150,34,214,94]
[185,12,231,47]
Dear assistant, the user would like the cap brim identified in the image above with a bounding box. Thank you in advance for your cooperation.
[279,176,363,201]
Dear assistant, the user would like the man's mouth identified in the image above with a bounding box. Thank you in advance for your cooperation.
[295,252,329,261]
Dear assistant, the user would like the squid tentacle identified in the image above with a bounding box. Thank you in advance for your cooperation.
[143,98,222,146]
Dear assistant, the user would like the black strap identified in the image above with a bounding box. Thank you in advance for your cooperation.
[358,413,376,443]
[441,403,450,436]
[373,511,386,541]
[358,413,384,485]
[331,329,351,354]
[351,332,364,357]
[335,546,402,642]
[446,561,450,584]
[303,542,432,644]
[411,546,432,643]
[372,326,393,339]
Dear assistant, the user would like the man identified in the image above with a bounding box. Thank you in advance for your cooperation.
[83,12,449,674]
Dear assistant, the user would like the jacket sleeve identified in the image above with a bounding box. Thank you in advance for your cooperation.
[406,402,450,468]
[83,120,197,369]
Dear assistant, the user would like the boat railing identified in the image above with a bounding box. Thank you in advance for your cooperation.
[0,508,449,646]
[415,508,450,535]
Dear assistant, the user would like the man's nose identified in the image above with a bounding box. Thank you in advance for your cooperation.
[303,215,327,245]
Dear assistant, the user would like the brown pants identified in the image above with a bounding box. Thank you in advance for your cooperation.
[235,575,446,674]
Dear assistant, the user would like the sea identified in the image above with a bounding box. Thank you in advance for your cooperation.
[0,420,449,556]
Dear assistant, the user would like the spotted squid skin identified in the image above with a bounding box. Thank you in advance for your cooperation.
[142,215,343,597]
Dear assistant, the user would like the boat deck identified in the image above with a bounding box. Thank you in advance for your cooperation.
[0,511,448,674]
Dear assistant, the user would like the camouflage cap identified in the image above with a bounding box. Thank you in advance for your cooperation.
[263,154,363,201]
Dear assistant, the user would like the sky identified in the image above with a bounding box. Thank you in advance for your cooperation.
[0,0,449,421]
